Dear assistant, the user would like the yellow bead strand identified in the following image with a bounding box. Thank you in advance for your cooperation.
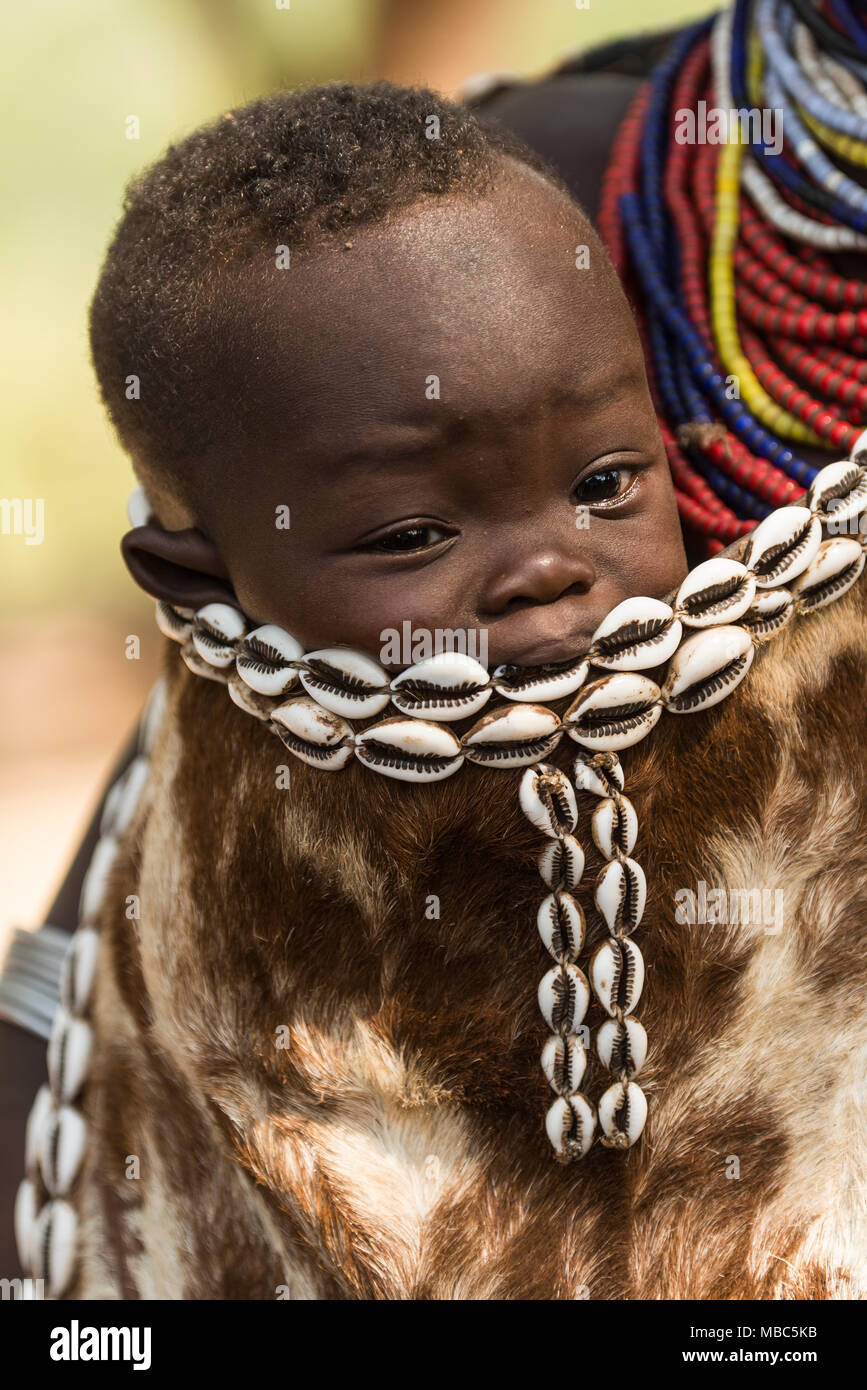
[709,37,825,448]
[799,105,867,170]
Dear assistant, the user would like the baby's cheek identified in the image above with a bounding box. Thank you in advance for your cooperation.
[606,476,689,604]
[643,532,690,600]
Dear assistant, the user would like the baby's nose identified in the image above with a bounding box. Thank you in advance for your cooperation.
[485,546,596,614]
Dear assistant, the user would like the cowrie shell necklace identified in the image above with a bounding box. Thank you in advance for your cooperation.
[14,434,867,1293]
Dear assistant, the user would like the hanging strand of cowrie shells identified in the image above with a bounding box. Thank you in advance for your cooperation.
[519,762,594,1162]
[578,752,649,1151]
[519,750,650,1160]
[13,680,166,1298]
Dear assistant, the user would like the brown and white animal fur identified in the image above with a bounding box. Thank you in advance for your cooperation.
[72,572,867,1299]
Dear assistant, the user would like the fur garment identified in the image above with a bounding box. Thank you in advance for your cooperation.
[72,570,867,1300]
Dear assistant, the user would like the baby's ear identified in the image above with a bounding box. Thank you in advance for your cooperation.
[121,524,239,610]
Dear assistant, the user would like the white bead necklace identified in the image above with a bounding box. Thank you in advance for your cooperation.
[15,434,867,1294]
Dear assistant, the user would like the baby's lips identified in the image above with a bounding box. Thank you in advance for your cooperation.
[487,621,596,672]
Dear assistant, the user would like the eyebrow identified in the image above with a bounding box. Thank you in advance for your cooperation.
[325,417,472,475]
[320,370,645,477]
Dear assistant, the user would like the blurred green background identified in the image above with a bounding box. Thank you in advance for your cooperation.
[0,0,718,939]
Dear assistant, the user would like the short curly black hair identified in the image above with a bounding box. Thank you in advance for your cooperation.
[89,81,570,518]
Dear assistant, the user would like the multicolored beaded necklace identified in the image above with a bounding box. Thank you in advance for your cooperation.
[599,0,867,553]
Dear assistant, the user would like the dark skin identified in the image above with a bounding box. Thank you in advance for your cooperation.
[123,161,687,667]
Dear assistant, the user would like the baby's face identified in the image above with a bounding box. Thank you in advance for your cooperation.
[199,163,687,671]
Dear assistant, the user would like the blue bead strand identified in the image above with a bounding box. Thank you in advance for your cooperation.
[829,0,867,54]
[732,0,867,232]
[650,316,768,518]
[763,59,867,215]
[640,23,711,271]
[620,191,818,486]
[760,0,867,139]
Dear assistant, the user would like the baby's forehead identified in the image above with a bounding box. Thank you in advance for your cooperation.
[221,174,636,418]
[234,162,607,315]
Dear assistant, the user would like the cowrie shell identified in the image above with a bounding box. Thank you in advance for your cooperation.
[565,674,662,751]
[545,1093,596,1160]
[32,1198,78,1298]
[591,795,638,858]
[590,597,682,670]
[538,963,591,1033]
[138,676,168,755]
[519,764,578,838]
[192,603,246,667]
[674,558,756,628]
[14,1178,36,1272]
[155,601,193,643]
[595,857,647,934]
[236,625,304,697]
[181,640,230,683]
[590,937,645,1017]
[740,588,794,642]
[462,704,562,767]
[79,834,119,925]
[390,651,491,721]
[228,670,276,721]
[125,484,153,528]
[790,537,865,614]
[743,506,821,588]
[355,717,463,783]
[597,1080,648,1148]
[299,648,390,720]
[596,1015,648,1076]
[538,835,585,891]
[662,625,754,714]
[806,459,867,524]
[24,1084,54,1179]
[99,778,124,837]
[537,892,585,962]
[852,427,867,461]
[47,1007,93,1102]
[59,927,100,1015]
[100,756,149,838]
[271,697,354,771]
[572,751,624,798]
[493,656,588,703]
[541,1034,587,1095]
[39,1104,87,1197]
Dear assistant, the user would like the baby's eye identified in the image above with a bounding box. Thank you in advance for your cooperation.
[573,468,635,505]
[365,524,449,553]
